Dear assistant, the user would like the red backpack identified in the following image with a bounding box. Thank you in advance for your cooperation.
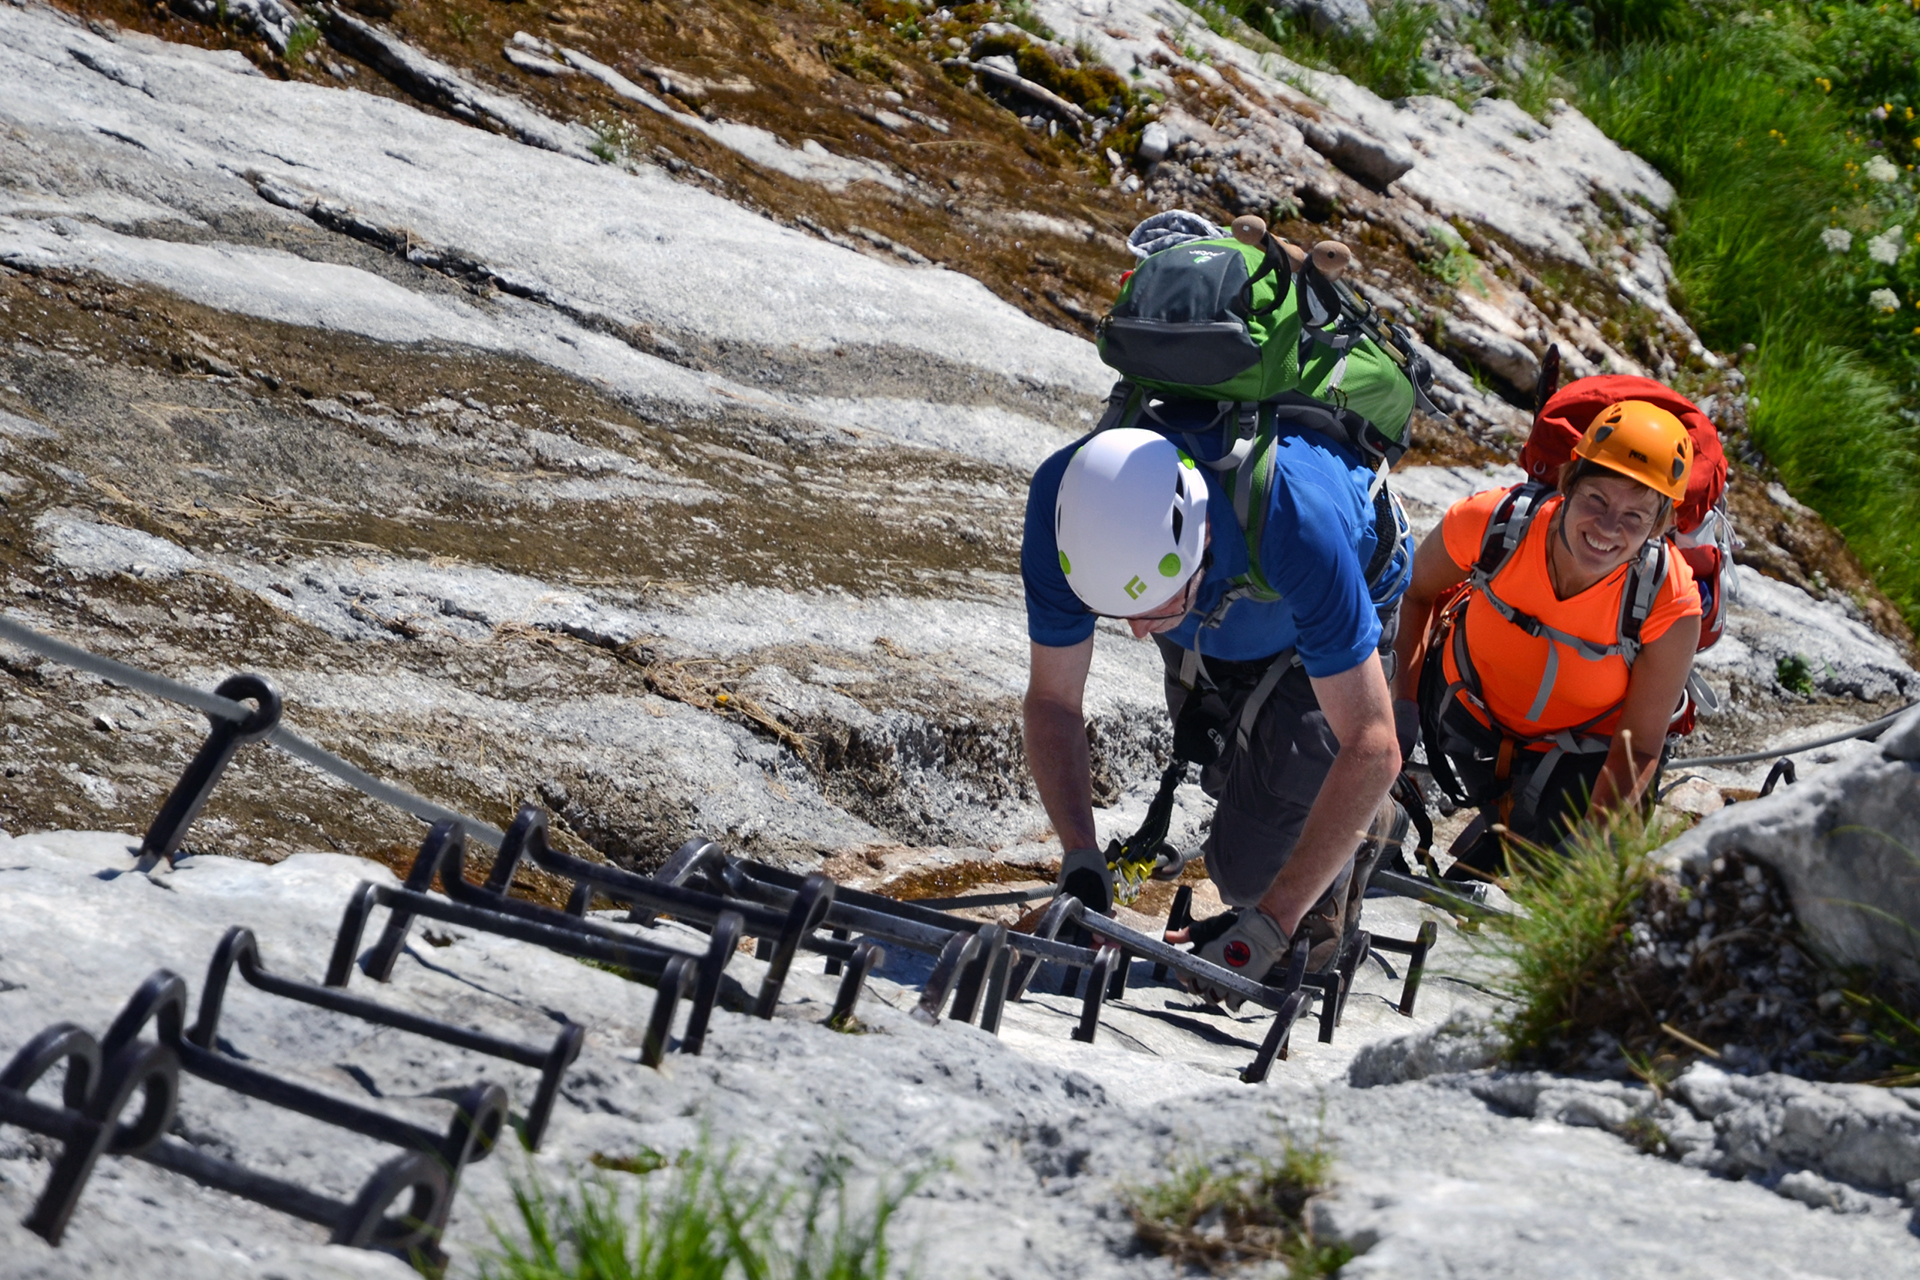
[1521,367,1733,652]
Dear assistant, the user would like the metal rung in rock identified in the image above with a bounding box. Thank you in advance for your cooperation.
[139,672,283,865]
[0,970,504,1271]
[479,808,880,1029]
[194,925,582,1150]
[328,826,709,1068]
[380,819,743,1054]
[702,855,1103,1033]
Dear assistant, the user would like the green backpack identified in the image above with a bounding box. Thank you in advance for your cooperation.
[1092,217,1436,603]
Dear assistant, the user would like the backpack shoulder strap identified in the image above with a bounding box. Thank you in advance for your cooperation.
[1233,418,1282,601]
[1093,380,1144,435]
[1616,536,1671,667]
[1474,482,1550,585]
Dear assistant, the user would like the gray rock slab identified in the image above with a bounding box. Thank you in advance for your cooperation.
[1299,117,1416,189]
[0,7,1106,398]
[1673,1063,1920,1191]
[1038,0,1676,270]
[1314,1078,1920,1279]
[1660,707,1920,983]
[0,833,1913,1276]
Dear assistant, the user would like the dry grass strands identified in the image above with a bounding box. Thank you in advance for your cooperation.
[626,652,816,763]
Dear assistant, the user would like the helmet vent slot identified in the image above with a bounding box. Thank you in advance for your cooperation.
[1171,508,1185,543]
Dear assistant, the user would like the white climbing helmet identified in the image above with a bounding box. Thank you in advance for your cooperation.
[1055,428,1210,616]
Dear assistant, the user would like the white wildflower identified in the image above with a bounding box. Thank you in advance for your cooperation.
[1868,225,1906,264]
[1821,227,1853,253]
[1865,154,1900,183]
[1869,287,1901,312]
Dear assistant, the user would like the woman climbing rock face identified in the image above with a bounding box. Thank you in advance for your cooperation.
[1393,401,1704,880]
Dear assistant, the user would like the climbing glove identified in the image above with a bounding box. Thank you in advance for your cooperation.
[1055,846,1114,916]
[1185,907,1292,1012]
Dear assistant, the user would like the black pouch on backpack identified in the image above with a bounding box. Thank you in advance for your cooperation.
[1172,685,1236,768]
[1098,236,1295,397]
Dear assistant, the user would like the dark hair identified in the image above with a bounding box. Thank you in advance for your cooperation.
[1556,458,1674,531]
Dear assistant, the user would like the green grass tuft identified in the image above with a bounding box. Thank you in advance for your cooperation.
[1124,1130,1348,1277]
[1841,987,1920,1086]
[482,1145,919,1280]
[1478,810,1676,1059]
[283,18,321,65]
[1185,0,1443,102]
[1776,653,1815,695]
[586,114,644,170]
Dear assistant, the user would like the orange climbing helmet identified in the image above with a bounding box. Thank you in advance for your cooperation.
[1571,399,1694,502]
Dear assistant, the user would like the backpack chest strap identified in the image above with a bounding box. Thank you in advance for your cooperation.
[1474,582,1627,724]
[1469,485,1672,726]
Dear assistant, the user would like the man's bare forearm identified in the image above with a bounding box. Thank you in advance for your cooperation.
[1023,694,1099,852]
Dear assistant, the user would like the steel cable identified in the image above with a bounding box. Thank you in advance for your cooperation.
[1669,702,1916,769]
[4,610,1912,854]
[0,613,505,849]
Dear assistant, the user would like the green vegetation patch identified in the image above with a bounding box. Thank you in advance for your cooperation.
[1477,811,1671,1060]
[1479,818,1920,1086]
[972,31,1133,116]
[483,1145,920,1280]
[283,16,320,63]
[1124,1129,1348,1277]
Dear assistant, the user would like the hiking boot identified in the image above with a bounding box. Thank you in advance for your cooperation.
[1055,846,1114,916]
[1183,907,1292,1011]
[1343,797,1407,929]
[1297,881,1347,974]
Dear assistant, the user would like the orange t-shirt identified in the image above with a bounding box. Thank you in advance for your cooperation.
[1438,487,1701,740]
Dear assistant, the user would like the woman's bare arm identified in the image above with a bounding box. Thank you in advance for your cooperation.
[1589,614,1701,817]
[1391,529,1470,704]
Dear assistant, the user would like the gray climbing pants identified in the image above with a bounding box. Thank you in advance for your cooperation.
[1155,602,1400,909]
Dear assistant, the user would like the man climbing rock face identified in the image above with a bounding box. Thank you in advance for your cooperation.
[1020,416,1413,1002]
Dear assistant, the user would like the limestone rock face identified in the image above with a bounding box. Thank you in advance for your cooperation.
[1283,0,1376,38]
[1298,117,1417,190]
[1662,706,1920,983]
[2,833,1919,1277]
[1346,1008,1508,1087]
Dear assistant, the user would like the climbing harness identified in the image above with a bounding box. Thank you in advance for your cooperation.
[1419,482,1671,832]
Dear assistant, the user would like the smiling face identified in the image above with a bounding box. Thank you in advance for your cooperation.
[1556,471,1666,582]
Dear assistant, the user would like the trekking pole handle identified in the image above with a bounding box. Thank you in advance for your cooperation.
[1231,214,1268,244]
[1309,240,1353,280]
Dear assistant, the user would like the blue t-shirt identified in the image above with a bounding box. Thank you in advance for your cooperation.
[1022,407,1395,678]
